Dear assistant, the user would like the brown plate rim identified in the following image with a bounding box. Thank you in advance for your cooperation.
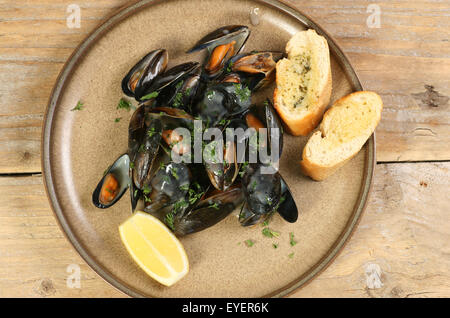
[41,0,375,298]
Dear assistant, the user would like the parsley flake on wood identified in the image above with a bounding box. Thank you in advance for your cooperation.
[273,243,279,249]
[114,117,122,123]
[71,101,84,111]
[288,252,295,259]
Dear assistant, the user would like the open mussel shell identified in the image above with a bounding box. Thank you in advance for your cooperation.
[154,66,201,113]
[204,140,239,191]
[135,62,199,102]
[173,186,244,236]
[121,49,168,99]
[187,25,250,79]
[244,100,283,159]
[187,25,250,54]
[229,51,284,91]
[277,176,298,223]
[92,154,130,209]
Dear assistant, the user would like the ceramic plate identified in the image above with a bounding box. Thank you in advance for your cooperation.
[42,0,374,297]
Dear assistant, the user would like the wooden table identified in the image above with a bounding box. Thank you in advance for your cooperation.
[0,0,449,298]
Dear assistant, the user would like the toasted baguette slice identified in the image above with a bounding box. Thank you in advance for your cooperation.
[300,91,383,181]
[274,29,332,136]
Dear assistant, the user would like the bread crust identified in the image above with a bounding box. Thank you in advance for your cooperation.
[300,91,383,181]
[273,31,332,136]
[274,69,331,136]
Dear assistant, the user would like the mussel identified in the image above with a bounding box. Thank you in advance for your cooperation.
[204,138,239,191]
[187,25,250,79]
[244,100,283,161]
[135,62,200,102]
[154,66,202,113]
[122,49,168,100]
[228,51,284,90]
[238,163,298,226]
[92,154,130,209]
[173,186,244,236]
[193,82,251,126]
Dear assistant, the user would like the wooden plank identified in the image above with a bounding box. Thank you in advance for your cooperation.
[292,162,450,298]
[0,162,448,297]
[0,174,124,297]
[0,0,448,168]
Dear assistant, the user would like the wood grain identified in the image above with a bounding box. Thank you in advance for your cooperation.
[0,162,447,297]
[0,0,449,173]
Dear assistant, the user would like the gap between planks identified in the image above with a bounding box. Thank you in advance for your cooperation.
[1,159,450,177]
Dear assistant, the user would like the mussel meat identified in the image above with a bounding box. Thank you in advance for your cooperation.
[187,25,250,79]
[92,154,130,209]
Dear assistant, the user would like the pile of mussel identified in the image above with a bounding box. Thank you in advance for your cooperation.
[92,25,298,236]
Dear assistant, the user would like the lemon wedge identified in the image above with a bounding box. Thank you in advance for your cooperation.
[119,211,189,286]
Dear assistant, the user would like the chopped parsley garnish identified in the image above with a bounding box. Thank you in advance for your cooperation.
[138,144,146,153]
[273,243,279,249]
[172,92,183,108]
[147,127,160,138]
[206,90,215,100]
[165,212,175,231]
[134,189,138,197]
[288,252,295,259]
[226,61,234,73]
[289,232,297,247]
[172,199,189,214]
[143,195,152,203]
[71,101,84,111]
[218,118,231,127]
[114,117,122,123]
[159,162,166,170]
[179,184,190,191]
[140,91,159,101]
[244,239,255,247]
[129,162,135,169]
[233,83,251,102]
[171,167,179,180]
[142,184,151,195]
[162,175,171,183]
[209,202,220,210]
[239,161,249,177]
[262,227,280,238]
[117,98,132,111]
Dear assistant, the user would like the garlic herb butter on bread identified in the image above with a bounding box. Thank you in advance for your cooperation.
[274,29,332,136]
[300,91,383,181]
